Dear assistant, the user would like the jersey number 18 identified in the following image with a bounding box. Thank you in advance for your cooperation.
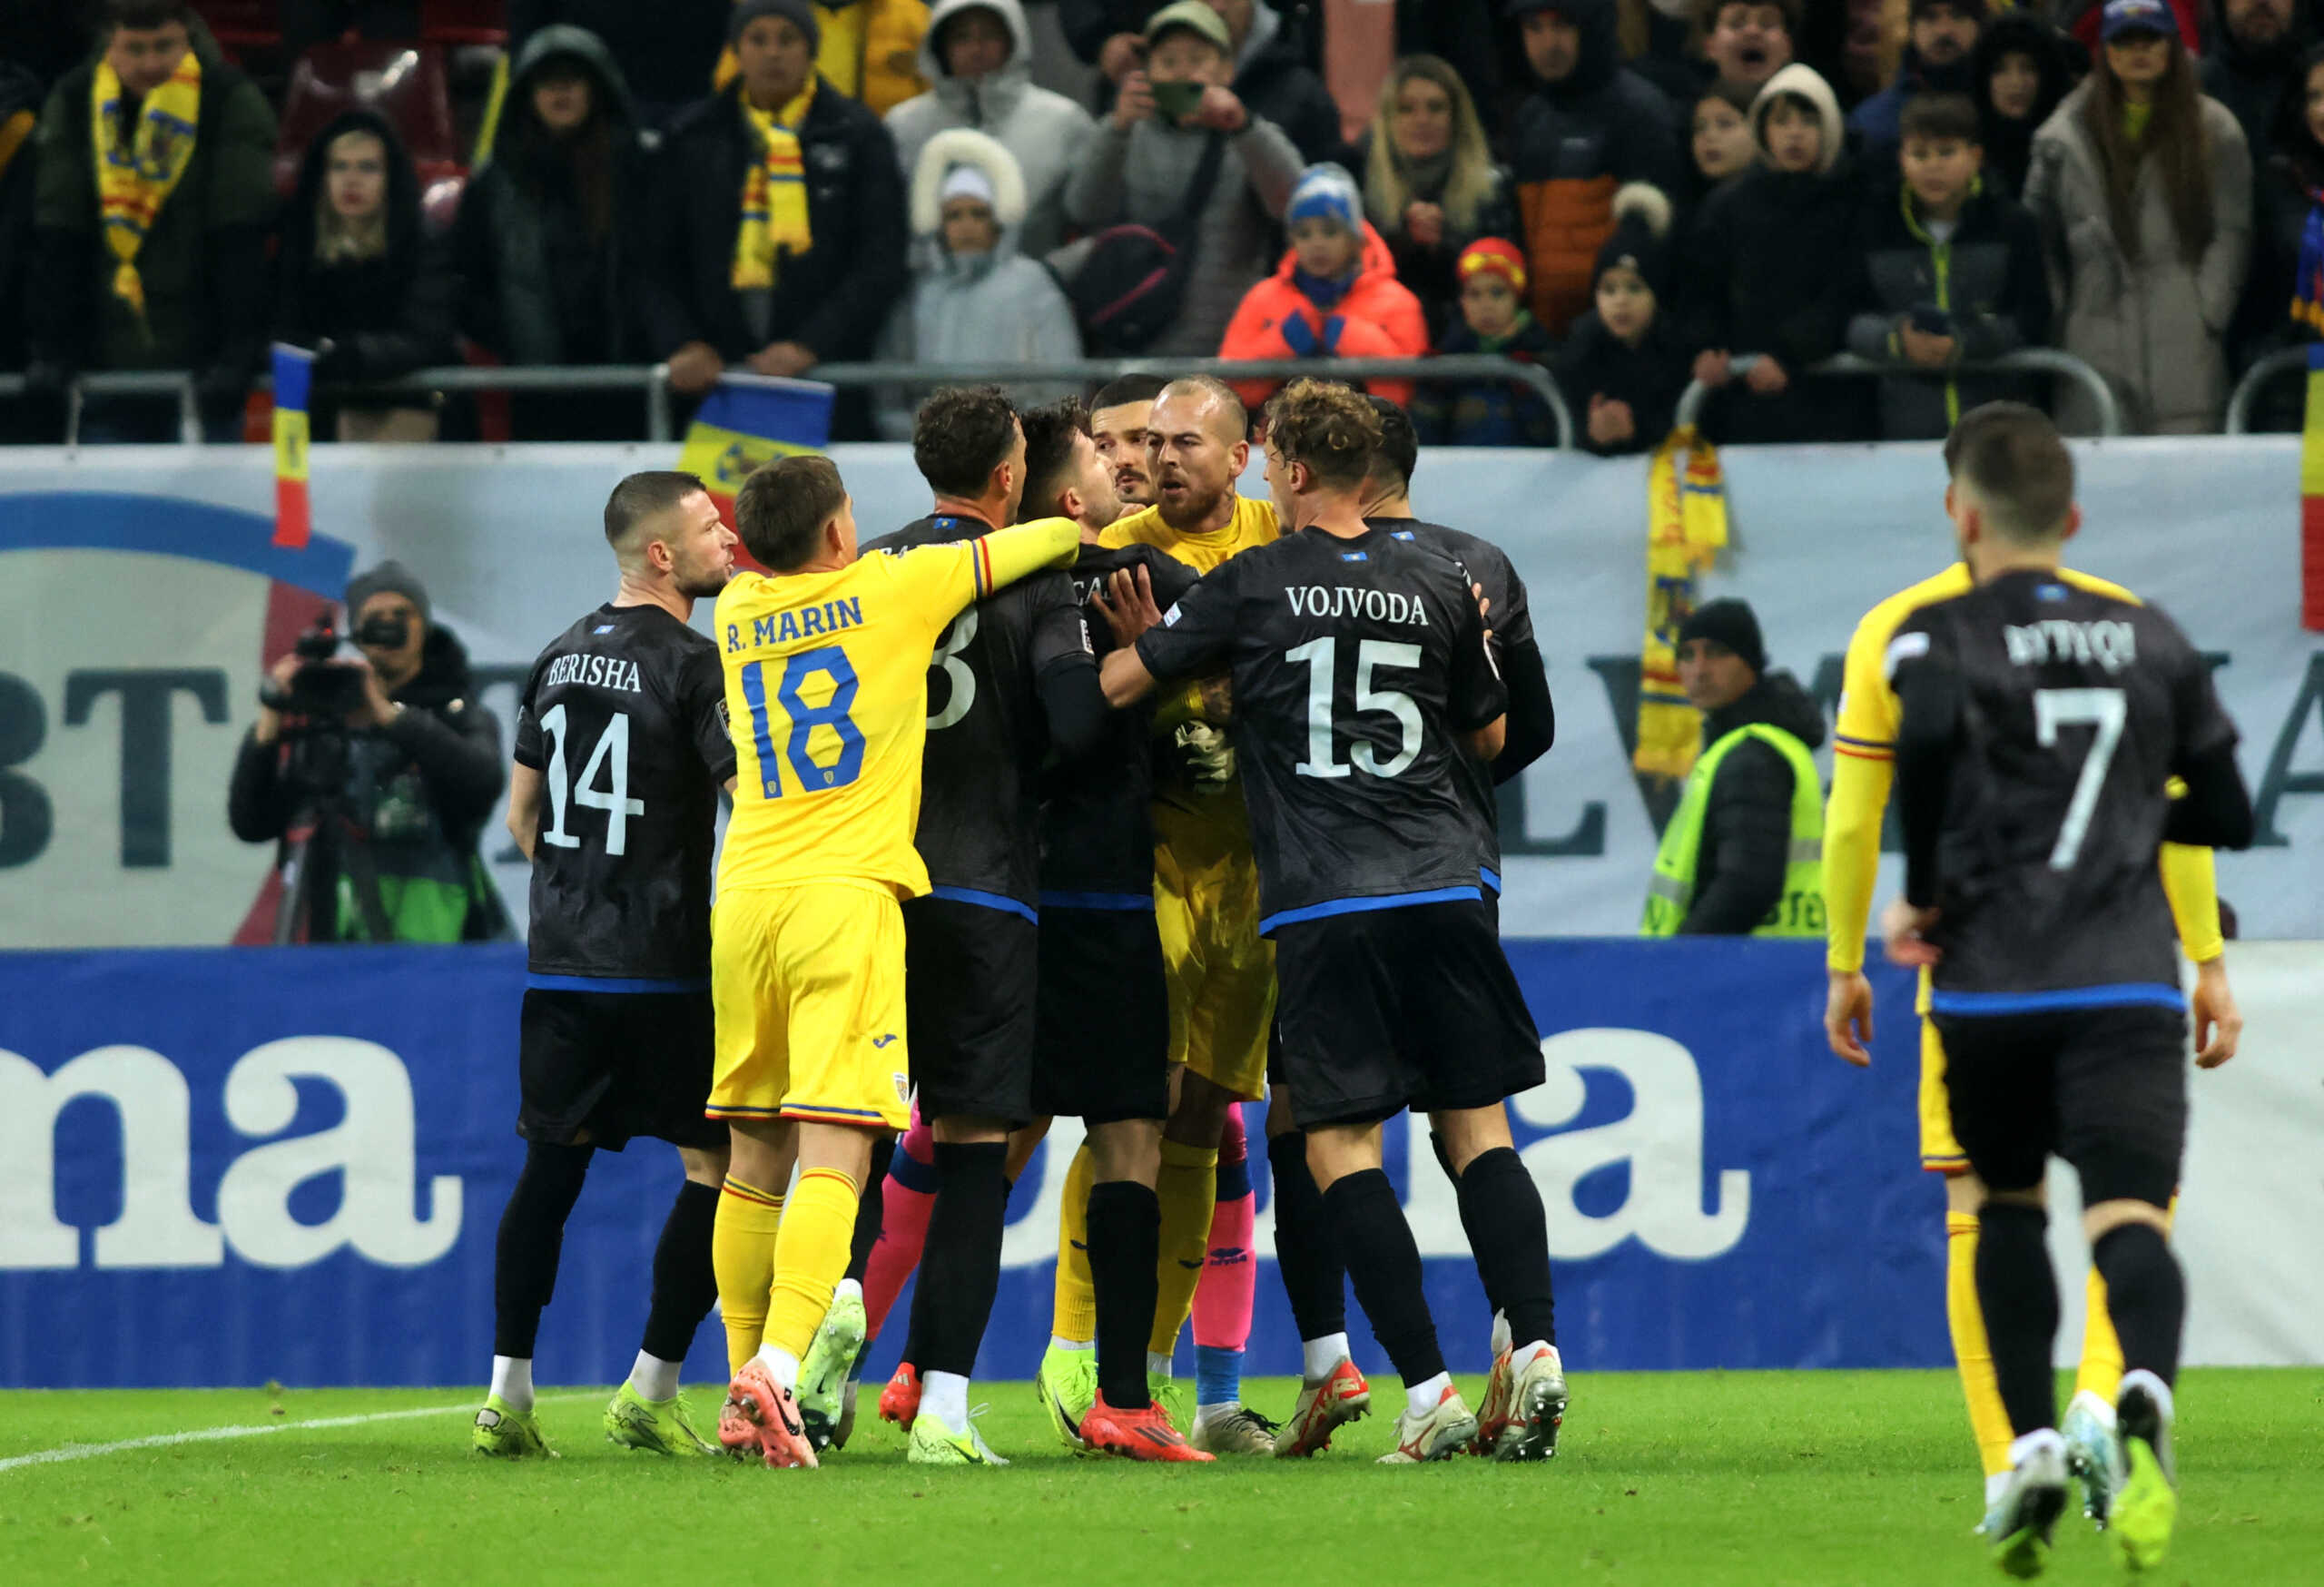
[741,646,867,799]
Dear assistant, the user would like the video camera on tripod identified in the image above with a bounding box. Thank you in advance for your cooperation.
[268,611,407,945]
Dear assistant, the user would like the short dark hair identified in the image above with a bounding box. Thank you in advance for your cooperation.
[109,0,192,30]
[1945,401,2074,543]
[1900,92,1981,146]
[911,385,1020,500]
[734,454,848,572]
[603,469,706,550]
[1090,374,1169,413]
[1018,399,1088,519]
[1364,396,1418,490]
[1699,0,1800,39]
[1265,380,1382,490]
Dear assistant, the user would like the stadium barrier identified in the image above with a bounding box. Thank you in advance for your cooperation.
[5,941,2316,1389]
[1671,350,2125,438]
[0,354,1579,451]
[2224,346,2308,436]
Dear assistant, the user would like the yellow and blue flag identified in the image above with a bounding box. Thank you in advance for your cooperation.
[675,375,833,542]
[2302,345,2324,631]
[271,343,314,548]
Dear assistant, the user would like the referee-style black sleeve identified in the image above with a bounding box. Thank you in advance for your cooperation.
[1494,636,1554,784]
[1891,635,1963,909]
[2163,746,2256,851]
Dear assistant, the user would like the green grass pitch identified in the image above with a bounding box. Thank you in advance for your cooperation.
[5,1370,2319,1584]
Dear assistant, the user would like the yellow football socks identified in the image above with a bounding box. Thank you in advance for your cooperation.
[765,1167,861,1361]
[2074,1267,2125,1405]
[1149,1138,1218,1356]
[1945,1208,2017,1479]
[714,1174,785,1373]
[1051,1141,1098,1345]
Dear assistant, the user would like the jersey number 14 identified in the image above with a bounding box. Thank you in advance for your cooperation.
[537,705,645,855]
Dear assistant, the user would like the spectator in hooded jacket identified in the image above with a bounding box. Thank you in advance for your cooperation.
[1849,0,1984,159]
[1356,54,1516,340]
[885,0,1096,258]
[1683,80,1758,212]
[454,25,647,441]
[641,0,909,430]
[2024,0,2251,433]
[1680,62,1862,442]
[2230,42,2324,429]
[510,0,733,128]
[274,108,457,443]
[1203,0,1346,164]
[875,128,1083,437]
[1411,237,1561,446]
[25,0,276,443]
[1843,92,2050,439]
[1217,161,1429,408]
[1970,10,2077,199]
[1557,182,1690,454]
[1509,0,1684,339]
[1061,0,1302,357]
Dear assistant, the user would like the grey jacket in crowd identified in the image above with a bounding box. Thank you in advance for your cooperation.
[885,0,1096,259]
[2024,84,2252,435]
[1059,110,1303,358]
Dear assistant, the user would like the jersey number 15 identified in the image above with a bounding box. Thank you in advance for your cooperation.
[1287,636,1423,780]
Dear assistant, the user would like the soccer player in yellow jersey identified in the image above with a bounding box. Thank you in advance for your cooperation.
[704,453,1078,1469]
[1821,404,2242,1528]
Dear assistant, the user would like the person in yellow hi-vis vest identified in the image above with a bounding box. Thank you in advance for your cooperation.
[1642,599,1827,936]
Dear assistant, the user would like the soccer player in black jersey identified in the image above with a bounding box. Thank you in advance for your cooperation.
[858,387,1110,1464]
[473,471,740,1461]
[1879,407,2254,1575]
[1098,380,1567,1465]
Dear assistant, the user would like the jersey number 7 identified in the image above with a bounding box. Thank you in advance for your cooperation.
[2034,686,2125,872]
[740,646,867,799]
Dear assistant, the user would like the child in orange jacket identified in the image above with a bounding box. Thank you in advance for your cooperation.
[1217,162,1429,409]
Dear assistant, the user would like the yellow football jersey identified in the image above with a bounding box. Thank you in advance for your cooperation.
[713,519,1078,897]
[1099,492,1283,574]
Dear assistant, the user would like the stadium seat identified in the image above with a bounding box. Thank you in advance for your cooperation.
[421,0,510,47]
[273,41,461,197]
[193,1,281,59]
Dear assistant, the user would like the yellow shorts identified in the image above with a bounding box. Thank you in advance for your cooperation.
[708,882,912,1131]
[1155,837,1275,1102]
[1918,1016,1970,1174]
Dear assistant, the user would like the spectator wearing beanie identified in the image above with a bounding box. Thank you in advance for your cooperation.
[2024,0,2250,433]
[710,0,933,120]
[1850,0,1985,160]
[1969,11,2077,199]
[1508,0,1684,340]
[641,0,909,429]
[1842,92,2049,440]
[1678,62,1862,442]
[1556,182,1690,454]
[1356,54,1515,341]
[1218,162,1428,407]
[1411,237,1561,447]
[874,128,1082,437]
[884,0,1095,258]
[1060,0,1302,357]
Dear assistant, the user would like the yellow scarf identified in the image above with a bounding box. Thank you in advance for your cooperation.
[1636,425,1729,780]
[733,82,816,291]
[93,48,202,322]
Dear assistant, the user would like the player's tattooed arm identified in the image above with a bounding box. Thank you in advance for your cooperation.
[506,762,544,862]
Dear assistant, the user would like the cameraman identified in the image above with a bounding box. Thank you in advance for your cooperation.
[229,560,508,941]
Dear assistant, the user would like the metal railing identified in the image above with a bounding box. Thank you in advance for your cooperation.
[2224,347,2309,435]
[0,354,1577,450]
[1672,350,2124,438]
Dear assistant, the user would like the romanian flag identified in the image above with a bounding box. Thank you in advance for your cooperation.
[271,343,315,548]
[1636,425,1728,779]
[2302,345,2324,631]
[676,375,834,532]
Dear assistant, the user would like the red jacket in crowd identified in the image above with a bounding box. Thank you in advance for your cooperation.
[1217,221,1429,409]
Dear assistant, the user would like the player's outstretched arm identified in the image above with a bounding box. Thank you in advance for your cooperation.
[506,762,544,862]
[972,517,1082,596]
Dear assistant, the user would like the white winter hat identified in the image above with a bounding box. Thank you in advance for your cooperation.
[940,162,997,209]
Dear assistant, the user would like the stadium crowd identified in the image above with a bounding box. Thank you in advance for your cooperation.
[3,0,2320,448]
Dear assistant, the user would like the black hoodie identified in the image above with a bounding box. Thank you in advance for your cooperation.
[2200,0,2309,160]
[1679,669,1827,935]
[1970,14,2078,201]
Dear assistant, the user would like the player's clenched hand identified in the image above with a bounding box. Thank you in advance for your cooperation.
[1826,969,1874,1067]
[1880,897,1941,969]
[1099,564,1166,647]
[2191,956,2241,1069]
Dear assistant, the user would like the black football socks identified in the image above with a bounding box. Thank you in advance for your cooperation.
[2093,1221,2185,1387]
[1087,1179,1162,1409]
[1324,1168,1446,1390]
[1976,1200,2062,1436]
[1456,1146,1558,1351]
[639,1178,721,1365]
[492,1140,595,1359]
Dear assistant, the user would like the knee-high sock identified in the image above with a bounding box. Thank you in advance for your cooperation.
[493,1140,595,1360]
[1454,1147,1556,1351]
[1050,1141,1098,1345]
[844,1133,897,1284]
[2074,1191,2175,1402]
[1266,1129,1345,1349]
[1193,1106,1255,1405]
[862,1114,937,1345]
[713,1174,786,1373]
[1088,1179,1161,1410]
[2092,1223,2183,1387]
[640,1178,722,1365]
[1974,1201,2061,1439]
[763,1167,861,1365]
[1946,1208,2016,1478]
[1324,1168,1445,1390]
[907,1141,1010,1379]
[1148,1137,1218,1358]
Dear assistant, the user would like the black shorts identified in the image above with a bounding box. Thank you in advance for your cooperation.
[1032,906,1171,1126]
[1273,898,1542,1129]
[517,987,724,1151]
[902,894,1038,1128]
[1932,1003,2188,1207]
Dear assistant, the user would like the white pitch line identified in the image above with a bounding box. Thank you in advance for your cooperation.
[0,1391,598,1474]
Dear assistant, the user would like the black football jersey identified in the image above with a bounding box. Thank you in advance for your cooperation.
[863,515,1095,912]
[1888,570,2241,1002]
[1135,522,1508,928]
[512,603,736,981]
[1370,517,1551,882]
[1039,543,1199,901]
